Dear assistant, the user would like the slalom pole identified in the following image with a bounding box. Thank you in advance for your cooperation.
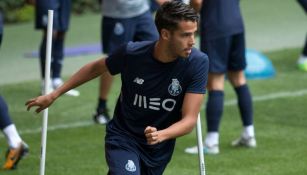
[40,10,53,175]
[196,113,206,175]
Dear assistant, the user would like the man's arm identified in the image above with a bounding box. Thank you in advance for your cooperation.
[145,93,204,145]
[26,58,108,113]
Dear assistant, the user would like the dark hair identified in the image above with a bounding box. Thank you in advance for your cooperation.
[155,1,199,34]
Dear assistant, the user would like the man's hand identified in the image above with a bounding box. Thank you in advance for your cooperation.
[25,94,55,113]
[144,126,161,145]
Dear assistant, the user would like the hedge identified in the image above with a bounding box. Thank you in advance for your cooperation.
[0,0,100,23]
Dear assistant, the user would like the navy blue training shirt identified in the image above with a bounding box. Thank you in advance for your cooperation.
[105,41,208,165]
[201,0,244,40]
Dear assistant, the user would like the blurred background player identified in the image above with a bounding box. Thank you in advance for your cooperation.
[297,0,307,71]
[0,11,2,46]
[0,12,29,170]
[34,0,79,96]
[185,0,256,155]
[93,0,168,124]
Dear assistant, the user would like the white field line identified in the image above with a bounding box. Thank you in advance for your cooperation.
[0,121,93,138]
[1,89,307,138]
[224,89,307,106]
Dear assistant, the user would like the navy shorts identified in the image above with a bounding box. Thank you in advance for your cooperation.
[35,0,71,31]
[201,33,247,73]
[101,10,159,54]
[105,138,168,175]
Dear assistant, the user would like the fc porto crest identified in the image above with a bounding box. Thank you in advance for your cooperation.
[125,160,136,172]
[168,79,182,96]
[114,22,124,35]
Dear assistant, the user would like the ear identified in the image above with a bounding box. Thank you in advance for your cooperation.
[161,29,171,41]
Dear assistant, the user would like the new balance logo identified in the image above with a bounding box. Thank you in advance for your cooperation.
[133,77,144,85]
[133,94,176,112]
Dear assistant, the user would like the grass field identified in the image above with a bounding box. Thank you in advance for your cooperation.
[0,48,307,175]
[1,0,307,174]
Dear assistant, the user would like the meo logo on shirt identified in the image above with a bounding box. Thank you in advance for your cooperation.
[133,94,176,112]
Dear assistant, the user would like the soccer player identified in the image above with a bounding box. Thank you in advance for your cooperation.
[0,11,2,46]
[297,0,307,71]
[0,13,29,170]
[93,0,169,124]
[185,0,256,155]
[26,1,209,174]
[34,0,79,96]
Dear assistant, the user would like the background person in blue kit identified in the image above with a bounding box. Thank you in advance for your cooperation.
[185,0,256,155]
[0,11,2,46]
[93,0,169,124]
[25,1,209,174]
[0,12,29,170]
[297,0,307,71]
[32,0,79,96]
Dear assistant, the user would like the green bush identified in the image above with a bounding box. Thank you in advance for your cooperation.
[0,0,32,23]
[72,0,101,14]
[0,0,100,24]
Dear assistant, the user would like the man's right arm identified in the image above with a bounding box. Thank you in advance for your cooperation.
[26,58,109,113]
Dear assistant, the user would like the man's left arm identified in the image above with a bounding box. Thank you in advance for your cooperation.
[145,93,204,145]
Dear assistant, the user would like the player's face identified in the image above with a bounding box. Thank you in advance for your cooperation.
[169,20,197,58]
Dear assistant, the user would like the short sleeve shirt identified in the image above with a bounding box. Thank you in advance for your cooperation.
[105,41,208,165]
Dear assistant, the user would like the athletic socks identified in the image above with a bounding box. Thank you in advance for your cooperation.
[39,36,47,78]
[204,91,224,146]
[206,90,224,132]
[235,84,255,138]
[3,124,23,148]
[243,125,255,138]
[97,98,107,112]
[235,84,253,126]
[205,132,219,146]
[0,97,23,148]
[52,78,63,88]
[51,37,64,78]
[204,85,254,146]
[39,34,65,79]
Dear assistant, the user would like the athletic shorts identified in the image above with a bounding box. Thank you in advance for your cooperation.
[101,10,159,54]
[35,0,71,31]
[201,33,246,73]
[105,138,168,175]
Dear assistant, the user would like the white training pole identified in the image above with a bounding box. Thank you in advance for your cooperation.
[40,10,53,175]
[196,113,206,175]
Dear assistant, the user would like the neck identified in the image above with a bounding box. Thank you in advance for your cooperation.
[154,40,177,63]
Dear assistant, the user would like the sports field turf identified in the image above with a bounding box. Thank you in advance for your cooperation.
[0,0,307,174]
[0,47,307,175]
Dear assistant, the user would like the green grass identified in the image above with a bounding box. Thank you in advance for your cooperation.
[1,0,307,174]
[1,47,307,175]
